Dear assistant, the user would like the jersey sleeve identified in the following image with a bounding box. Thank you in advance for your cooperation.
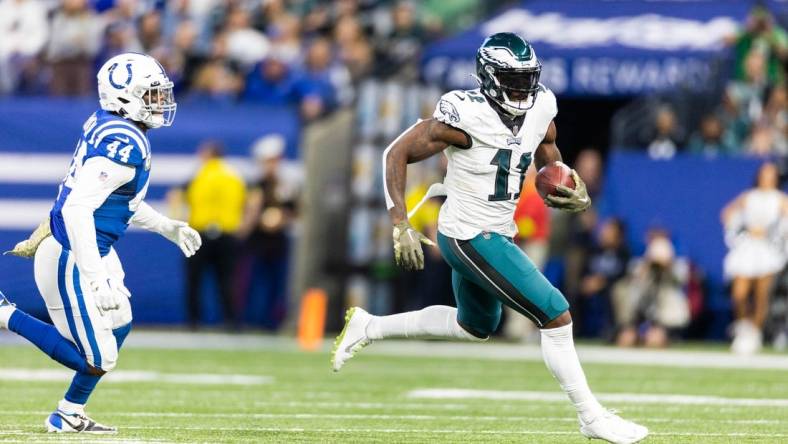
[433,90,477,149]
[538,85,558,120]
[433,91,466,130]
[87,120,149,168]
[92,132,145,167]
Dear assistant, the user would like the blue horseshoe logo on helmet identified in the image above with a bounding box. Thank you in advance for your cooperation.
[108,63,133,89]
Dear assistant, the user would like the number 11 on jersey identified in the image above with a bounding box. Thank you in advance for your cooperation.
[488,149,532,201]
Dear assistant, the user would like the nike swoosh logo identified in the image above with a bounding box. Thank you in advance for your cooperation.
[57,412,87,432]
[344,336,366,353]
[116,136,130,144]
[454,93,465,101]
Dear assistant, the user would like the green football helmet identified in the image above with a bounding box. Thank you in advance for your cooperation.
[476,32,542,116]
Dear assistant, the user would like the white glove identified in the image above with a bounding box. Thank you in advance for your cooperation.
[91,278,130,312]
[160,219,202,257]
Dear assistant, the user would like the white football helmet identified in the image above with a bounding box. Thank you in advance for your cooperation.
[97,53,177,128]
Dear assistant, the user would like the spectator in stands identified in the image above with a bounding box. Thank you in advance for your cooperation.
[236,135,300,329]
[333,15,373,81]
[191,33,242,101]
[728,6,788,86]
[139,10,163,52]
[169,140,247,329]
[97,21,143,63]
[612,233,690,348]
[167,20,205,92]
[295,37,352,120]
[688,114,737,157]
[242,52,297,104]
[576,218,630,338]
[47,0,104,96]
[722,161,788,354]
[265,13,302,65]
[223,5,269,70]
[0,0,49,94]
[645,106,684,159]
[725,49,769,142]
[374,1,425,79]
[747,122,778,157]
[757,83,788,156]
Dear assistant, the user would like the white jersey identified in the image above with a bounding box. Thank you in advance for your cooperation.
[433,86,557,240]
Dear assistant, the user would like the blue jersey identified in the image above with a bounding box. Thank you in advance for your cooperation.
[50,110,152,256]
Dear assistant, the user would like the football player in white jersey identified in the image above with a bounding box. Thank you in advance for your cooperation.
[0,53,201,433]
[332,33,648,444]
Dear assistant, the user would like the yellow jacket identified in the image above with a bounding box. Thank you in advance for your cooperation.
[185,159,246,233]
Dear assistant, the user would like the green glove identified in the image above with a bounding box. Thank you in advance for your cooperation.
[392,221,435,271]
[4,218,52,258]
[545,170,592,213]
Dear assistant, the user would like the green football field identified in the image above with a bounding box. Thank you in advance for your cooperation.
[0,333,786,443]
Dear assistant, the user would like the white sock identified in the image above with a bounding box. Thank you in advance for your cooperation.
[58,399,85,415]
[540,322,604,423]
[366,305,485,341]
[0,304,15,329]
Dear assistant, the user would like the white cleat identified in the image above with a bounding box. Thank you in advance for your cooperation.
[46,410,117,434]
[731,320,762,355]
[0,290,16,329]
[580,410,648,444]
[331,307,373,372]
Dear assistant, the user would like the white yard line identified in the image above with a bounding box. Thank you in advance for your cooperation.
[0,368,271,385]
[3,330,788,371]
[408,388,788,407]
[63,426,788,438]
[253,401,471,410]
[2,411,784,425]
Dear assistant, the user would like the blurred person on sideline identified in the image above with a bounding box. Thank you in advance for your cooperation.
[169,141,246,329]
[47,0,104,96]
[612,234,690,348]
[558,149,603,329]
[504,170,550,341]
[645,106,684,159]
[577,218,630,338]
[728,6,788,85]
[687,114,737,157]
[0,0,49,93]
[236,135,300,329]
[722,161,788,354]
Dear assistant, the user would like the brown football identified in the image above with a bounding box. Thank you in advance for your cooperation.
[536,162,575,200]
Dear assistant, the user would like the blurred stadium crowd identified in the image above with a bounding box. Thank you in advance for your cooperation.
[0,0,504,120]
[642,7,788,159]
[1,0,787,352]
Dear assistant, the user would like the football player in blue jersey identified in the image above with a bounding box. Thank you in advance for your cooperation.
[0,53,202,434]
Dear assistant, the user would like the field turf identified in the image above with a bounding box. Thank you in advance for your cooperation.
[0,337,786,443]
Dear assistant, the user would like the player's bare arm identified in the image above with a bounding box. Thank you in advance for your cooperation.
[383,118,469,270]
[535,120,591,212]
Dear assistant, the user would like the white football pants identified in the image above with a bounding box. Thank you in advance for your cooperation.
[33,236,132,372]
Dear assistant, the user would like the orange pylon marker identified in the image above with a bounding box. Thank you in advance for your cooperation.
[297,288,327,351]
